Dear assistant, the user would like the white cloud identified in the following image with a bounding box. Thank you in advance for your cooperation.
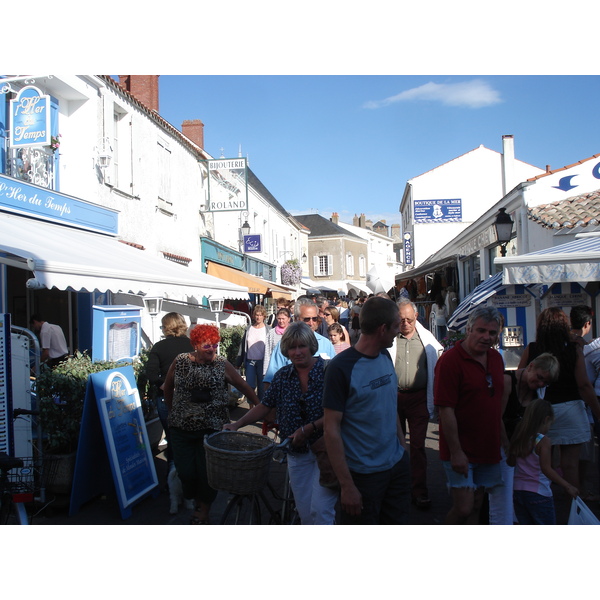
[364,79,502,109]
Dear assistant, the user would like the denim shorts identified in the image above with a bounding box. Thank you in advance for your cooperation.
[442,461,503,491]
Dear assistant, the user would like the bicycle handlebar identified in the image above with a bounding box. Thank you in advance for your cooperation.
[13,408,39,418]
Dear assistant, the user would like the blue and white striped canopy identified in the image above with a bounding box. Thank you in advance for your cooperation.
[447,272,504,332]
[497,235,600,285]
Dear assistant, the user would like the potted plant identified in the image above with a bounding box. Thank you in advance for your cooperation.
[34,351,147,494]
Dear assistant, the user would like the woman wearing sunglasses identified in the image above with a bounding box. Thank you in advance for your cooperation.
[164,324,260,524]
[322,306,350,345]
[224,321,339,524]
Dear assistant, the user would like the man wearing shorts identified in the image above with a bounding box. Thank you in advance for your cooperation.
[434,306,505,524]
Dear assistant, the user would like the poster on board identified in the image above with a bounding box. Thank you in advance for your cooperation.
[70,365,158,519]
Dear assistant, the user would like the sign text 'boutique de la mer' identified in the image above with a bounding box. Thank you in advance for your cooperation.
[414,198,462,223]
[9,86,51,148]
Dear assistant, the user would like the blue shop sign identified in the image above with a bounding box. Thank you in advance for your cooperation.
[0,173,118,235]
[414,198,462,223]
[243,234,262,253]
[404,233,413,266]
[10,86,51,148]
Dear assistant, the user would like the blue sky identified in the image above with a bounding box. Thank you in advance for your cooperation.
[156,75,600,227]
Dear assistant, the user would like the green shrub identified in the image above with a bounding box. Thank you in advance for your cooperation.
[34,351,146,454]
[218,325,246,365]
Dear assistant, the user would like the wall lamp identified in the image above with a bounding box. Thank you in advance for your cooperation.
[494,207,514,257]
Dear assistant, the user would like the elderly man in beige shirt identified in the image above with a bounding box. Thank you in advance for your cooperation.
[392,299,443,509]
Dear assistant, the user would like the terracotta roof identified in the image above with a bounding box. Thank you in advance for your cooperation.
[527,153,600,181]
[528,188,600,230]
[163,251,192,264]
[119,240,145,250]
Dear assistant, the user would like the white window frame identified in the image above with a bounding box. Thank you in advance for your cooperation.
[359,254,366,277]
[313,254,333,277]
[346,252,354,276]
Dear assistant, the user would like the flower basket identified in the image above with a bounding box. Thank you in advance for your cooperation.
[281,259,301,286]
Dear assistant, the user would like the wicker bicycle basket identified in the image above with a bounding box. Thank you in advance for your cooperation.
[204,431,275,495]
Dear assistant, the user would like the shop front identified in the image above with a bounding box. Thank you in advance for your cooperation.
[0,175,249,353]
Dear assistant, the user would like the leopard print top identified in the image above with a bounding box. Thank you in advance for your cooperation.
[168,353,230,431]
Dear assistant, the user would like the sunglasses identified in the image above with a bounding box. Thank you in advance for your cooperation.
[324,312,332,317]
[200,343,219,350]
[303,316,319,322]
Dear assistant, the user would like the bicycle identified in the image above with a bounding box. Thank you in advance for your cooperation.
[0,409,59,525]
[218,437,299,525]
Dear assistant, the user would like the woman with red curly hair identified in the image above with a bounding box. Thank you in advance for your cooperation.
[164,323,260,524]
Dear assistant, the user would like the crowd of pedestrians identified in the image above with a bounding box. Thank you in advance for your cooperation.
[146,291,600,525]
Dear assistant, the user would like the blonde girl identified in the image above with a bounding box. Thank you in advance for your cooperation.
[508,399,578,524]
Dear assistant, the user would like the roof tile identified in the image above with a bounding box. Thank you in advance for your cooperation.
[528,188,600,230]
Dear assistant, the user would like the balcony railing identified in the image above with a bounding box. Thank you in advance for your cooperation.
[6,146,55,189]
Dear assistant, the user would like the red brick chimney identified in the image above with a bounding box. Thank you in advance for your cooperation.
[119,75,159,112]
[182,120,205,150]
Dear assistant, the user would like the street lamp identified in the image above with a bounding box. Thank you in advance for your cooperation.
[494,207,514,257]
[241,220,251,237]
[143,295,163,343]
[209,296,224,329]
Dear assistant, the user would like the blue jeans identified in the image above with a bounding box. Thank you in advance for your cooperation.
[341,452,411,525]
[513,490,556,525]
[244,358,265,401]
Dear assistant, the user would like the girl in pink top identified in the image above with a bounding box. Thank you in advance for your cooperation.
[328,323,350,355]
[508,399,578,524]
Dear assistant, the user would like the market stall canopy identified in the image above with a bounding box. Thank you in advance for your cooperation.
[496,235,600,285]
[206,261,292,299]
[447,273,505,331]
[0,213,249,299]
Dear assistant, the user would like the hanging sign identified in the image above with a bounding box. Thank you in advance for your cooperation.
[403,232,413,266]
[204,157,249,212]
[243,234,262,253]
[9,86,51,148]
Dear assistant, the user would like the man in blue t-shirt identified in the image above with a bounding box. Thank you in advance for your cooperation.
[323,296,410,524]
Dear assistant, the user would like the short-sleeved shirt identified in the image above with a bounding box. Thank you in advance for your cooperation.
[434,340,504,464]
[262,357,327,453]
[264,332,336,383]
[395,329,427,390]
[323,347,404,474]
[40,322,68,358]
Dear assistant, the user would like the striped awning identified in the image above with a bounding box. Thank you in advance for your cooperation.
[496,235,600,285]
[447,273,504,331]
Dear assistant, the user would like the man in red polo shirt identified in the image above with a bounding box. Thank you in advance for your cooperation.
[434,306,504,524]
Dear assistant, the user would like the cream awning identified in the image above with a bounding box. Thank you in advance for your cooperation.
[0,213,249,300]
[206,261,292,299]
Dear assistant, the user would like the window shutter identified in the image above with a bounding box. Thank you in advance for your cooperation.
[313,255,320,276]
[327,254,333,276]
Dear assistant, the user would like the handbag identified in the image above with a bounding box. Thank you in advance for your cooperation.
[310,435,339,490]
[567,497,600,525]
